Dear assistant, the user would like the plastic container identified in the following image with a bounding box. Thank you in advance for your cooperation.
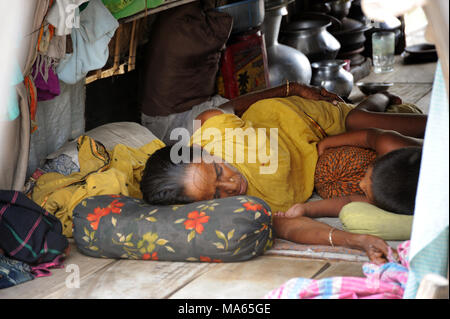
[215,0,265,33]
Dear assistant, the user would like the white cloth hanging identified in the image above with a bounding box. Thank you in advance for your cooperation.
[46,0,89,36]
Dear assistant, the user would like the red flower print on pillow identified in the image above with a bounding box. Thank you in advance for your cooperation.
[243,202,263,211]
[183,211,210,234]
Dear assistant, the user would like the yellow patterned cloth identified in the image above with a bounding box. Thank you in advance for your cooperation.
[31,135,165,237]
[191,96,353,214]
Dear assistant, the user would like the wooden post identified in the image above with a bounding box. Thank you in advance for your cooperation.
[128,19,139,72]
[416,274,449,299]
[113,24,122,75]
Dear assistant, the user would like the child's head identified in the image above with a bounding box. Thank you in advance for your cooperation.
[359,146,422,215]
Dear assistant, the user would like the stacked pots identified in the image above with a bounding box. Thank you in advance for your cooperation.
[279,19,341,63]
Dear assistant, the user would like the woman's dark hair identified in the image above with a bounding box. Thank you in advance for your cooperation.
[140,145,199,205]
[371,146,422,215]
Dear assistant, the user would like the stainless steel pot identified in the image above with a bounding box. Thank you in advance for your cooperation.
[279,19,341,62]
[311,59,354,98]
[261,3,312,86]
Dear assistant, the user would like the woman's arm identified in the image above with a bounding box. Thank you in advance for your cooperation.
[317,128,423,156]
[273,215,392,264]
[219,82,344,117]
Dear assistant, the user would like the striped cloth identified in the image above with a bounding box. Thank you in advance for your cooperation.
[404,61,449,298]
[265,241,410,299]
[0,190,68,265]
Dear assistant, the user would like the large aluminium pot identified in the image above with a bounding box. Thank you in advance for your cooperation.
[311,59,354,98]
[261,3,312,86]
[279,19,341,62]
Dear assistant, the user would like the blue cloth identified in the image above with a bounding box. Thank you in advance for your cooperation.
[57,0,119,84]
[0,255,34,289]
[2,61,23,121]
[404,61,449,298]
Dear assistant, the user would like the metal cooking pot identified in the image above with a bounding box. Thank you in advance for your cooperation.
[311,59,354,98]
[261,2,312,86]
[327,0,352,20]
[285,12,342,32]
[331,18,371,47]
[279,19,341,62]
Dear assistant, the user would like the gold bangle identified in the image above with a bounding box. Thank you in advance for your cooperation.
[328,227,336,248]
[286,79,289,96]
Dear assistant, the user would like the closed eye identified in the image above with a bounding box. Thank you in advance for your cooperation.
[213,163,223,180]
[213,163,222,199]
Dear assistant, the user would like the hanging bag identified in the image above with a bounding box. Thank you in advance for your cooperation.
[0,190,68,265]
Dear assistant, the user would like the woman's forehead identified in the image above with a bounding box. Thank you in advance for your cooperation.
[183,162,216,199]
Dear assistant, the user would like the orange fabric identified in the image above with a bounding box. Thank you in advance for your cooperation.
[24,76,38,133]
[314,146,377,198]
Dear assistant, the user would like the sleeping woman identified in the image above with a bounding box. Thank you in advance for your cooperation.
[140,81,427,264]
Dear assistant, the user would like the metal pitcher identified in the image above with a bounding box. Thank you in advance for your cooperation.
[311,60,354,98]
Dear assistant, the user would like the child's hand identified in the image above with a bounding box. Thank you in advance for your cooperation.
[274,203,307,218]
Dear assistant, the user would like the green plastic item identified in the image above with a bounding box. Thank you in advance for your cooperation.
[102,0,165,19]
[339,201,413,241]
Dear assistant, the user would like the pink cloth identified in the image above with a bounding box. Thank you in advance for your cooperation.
[31,255,65,278]
[265,241,410,299]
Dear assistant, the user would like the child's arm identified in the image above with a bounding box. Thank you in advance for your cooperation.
[317,128,423,156]
[274,195,370,218]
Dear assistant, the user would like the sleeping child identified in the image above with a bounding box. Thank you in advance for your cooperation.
[274,128,423,218]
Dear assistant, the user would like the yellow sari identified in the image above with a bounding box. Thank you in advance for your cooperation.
[191,96,353,214]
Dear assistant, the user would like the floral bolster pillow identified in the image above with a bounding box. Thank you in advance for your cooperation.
[72,195,273,262]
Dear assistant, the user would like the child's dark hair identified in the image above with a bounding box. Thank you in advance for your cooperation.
[140,145,199,205]
[371,146,422,215]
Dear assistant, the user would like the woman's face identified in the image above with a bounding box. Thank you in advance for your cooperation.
[183,155,248,201]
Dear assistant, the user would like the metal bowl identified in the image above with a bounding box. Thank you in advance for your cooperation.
[356,82,393,95]
[215,0,265,34]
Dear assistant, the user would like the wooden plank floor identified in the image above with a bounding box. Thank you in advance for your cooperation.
[0,59,436,299]
[169,256,328,299]
[1,242,362,299]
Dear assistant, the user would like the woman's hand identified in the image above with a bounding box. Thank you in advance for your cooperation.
[295,84,345,105]
[357,234,397,265]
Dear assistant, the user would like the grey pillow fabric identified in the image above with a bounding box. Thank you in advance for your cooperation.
[73,195,273,262]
